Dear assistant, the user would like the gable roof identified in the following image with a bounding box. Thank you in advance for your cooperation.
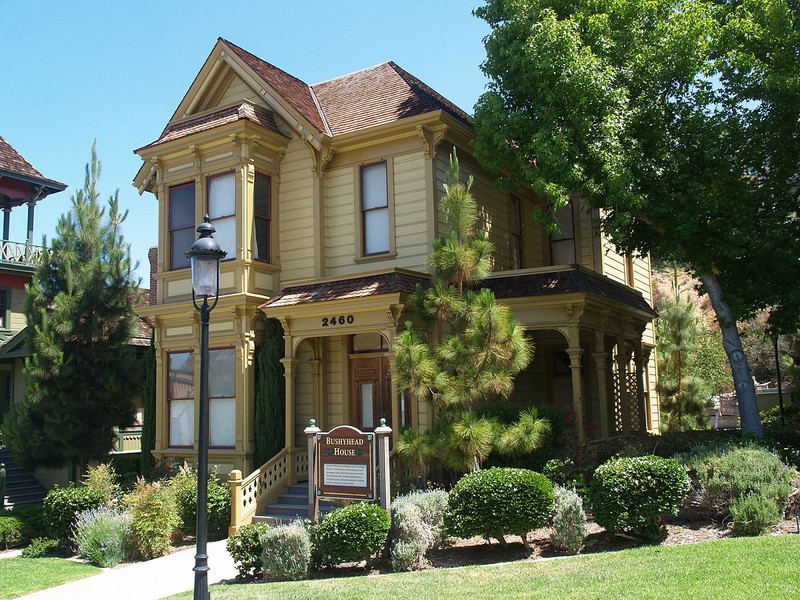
[0,135,66,192]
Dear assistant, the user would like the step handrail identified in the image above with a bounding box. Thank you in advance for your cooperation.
[228,447,309,533]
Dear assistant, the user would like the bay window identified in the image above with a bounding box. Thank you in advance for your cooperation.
[208,172,236,260]
[254,172,271,262]
[168,351,194,447]
[169,183,195,270]
[209,347,236,448]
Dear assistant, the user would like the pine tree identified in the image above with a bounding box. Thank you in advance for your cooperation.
[2,143,139,476]
[656,273,712,431]
[394,151,544,473]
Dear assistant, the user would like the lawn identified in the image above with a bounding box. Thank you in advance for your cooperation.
[0,557,101,599]
[167,535,799,600]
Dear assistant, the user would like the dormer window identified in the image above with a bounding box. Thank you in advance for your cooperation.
[208,172,236,260]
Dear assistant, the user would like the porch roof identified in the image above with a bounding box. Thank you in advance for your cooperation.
[485,267,657,316]
[259,271,429,309]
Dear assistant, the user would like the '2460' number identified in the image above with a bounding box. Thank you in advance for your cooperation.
[322,315,354,327]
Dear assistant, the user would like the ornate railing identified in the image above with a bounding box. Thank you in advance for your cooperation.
[228,447,308,533]
[0,241,44,267]
[111,427,142,453]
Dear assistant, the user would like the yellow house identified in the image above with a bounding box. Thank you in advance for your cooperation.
[133,39,658,524]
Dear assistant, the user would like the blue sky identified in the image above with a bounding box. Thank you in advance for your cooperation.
[1,1,490,286]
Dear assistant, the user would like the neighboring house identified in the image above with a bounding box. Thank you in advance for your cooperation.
[133,39,658,495]
[0,135,148,492]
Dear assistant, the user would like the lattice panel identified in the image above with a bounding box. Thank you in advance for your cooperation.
[627,371,640,431]
[612,369,623,434]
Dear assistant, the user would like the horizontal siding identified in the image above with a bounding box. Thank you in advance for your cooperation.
[278,139,315,282]
[219,76,262,106]
[323,166,356,271]
[576,201,595,270]
[601,233,626,285]
[294,342,315,447]
[9,289,25,330]
[392,153,429,272]
[324,336,345,428]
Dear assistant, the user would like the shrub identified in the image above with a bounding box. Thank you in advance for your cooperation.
[730,494,784,536]
[169,465,231,538]
[72,506,131,567]
[124,479,179,560]
[0,514,25,549]
[227,522,271,579]
[261,522,312,581]
[11,504,47,541]
[549,486,588,554]
[444,467,554,547]
[43,484,105,542]
[20,537,61,558]
[590,455,690,539]
[83,463,121,502]
[391,539,427,572]
[311,502,391,568]
[542,458,585,490]
[679,444,796,533]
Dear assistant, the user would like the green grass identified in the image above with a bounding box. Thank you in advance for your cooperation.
[0,557,101,599]
[167,535,800,599]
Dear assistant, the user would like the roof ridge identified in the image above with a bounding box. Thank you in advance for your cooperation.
[311,61,392,87]
[387,62,473,126]
[220,38,311,90]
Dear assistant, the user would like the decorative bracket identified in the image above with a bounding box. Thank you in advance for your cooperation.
[416,124,448,159]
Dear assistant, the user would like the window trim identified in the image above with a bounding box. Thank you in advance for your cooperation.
[0,288,8,329]
[549,200,577,265]
[511,196,524,270]
[168,182,196,271]
[356,160,395,260]
[167,350,195,449]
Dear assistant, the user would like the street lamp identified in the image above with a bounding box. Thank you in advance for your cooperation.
[185,216,226,600]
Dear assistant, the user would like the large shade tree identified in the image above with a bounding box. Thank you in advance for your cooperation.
[2,144,139,476]
[473,0,800,435]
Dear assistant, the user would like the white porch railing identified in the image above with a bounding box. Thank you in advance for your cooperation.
[228,447,308,533]
[0,240,44,266]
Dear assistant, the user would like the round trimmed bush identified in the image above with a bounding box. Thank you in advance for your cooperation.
[444,467,554,546]
[169,467,230,538]
[261,522,312,581]
[590,455,689,538]
[43,484,105,542]
[311,502,391,568]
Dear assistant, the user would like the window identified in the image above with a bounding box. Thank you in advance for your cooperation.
[550,201,576,265]
[625,255,635,287]
[0,290,7,329]
[208,172,236,260]
[360,162,389,256]
[168,351,194,447]
[209,348,235,448]
[169,183,195,270]
[511,197,524,269]
[254,172,271,262]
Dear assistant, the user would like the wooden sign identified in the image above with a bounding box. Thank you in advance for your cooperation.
[315,425,376,500]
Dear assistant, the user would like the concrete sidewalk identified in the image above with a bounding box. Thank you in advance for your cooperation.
[17,539,239,600]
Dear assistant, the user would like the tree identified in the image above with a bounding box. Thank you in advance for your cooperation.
[2,143,139,476]
[473,0,800,435]
[656,275,712,431]
[394,151,544,473]
[254,317,285,466]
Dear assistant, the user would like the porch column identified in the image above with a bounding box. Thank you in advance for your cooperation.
[384,328,401,444]
[616,337,630,434]
[26,199,36,259]
[633,343,647,432]
[281,357,297,452]
[567,325,586,444]
[592,338,611,439]
[2,202,10,242]
[310,355,323,431]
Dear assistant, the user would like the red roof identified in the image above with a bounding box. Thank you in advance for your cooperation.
[0,135,66,191]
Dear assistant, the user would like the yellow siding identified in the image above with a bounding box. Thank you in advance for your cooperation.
[324,336,345,427]
[278,139,316,282]
[323,166,356,272]
[391,152,429,271]
[601,232,626,285]
[294,341,314,447]
[218,75,264,107]
[576,200,595,270]
[9,289,26,330]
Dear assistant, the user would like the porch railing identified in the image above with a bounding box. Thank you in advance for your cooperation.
[111,427,142,454]
[228,447,308,533]
[0,241,44,267]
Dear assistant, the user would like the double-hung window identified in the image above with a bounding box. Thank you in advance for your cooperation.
[511,196,524,269]
[169,183,195,270]
[209,348,236,448]
[208,172,236,260]
[254,172,271,262]
[168,351,194,447]
[360,162,389,256]
[550,201,576,265]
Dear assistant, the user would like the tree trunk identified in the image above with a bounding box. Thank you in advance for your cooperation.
[699,273,763,436]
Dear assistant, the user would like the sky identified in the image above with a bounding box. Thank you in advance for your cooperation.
[1,0,491,287]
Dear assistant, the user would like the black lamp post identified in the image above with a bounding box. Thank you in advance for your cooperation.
[185,216,226,600]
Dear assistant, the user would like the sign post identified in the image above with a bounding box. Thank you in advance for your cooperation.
[304,420,321,521]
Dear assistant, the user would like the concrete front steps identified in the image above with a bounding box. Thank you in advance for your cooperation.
[0,448,47,508]
[252,481,338,525]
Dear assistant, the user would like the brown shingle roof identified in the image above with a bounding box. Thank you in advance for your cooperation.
[311,62,472,136]
[222,38,328,133]
[261,271,430,309]
[137,102,285,151]
[485,268,657,316]
[0,135,66,190]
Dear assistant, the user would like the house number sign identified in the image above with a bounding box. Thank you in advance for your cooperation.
[321,314,355,327]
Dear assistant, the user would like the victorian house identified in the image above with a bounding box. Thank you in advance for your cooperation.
[134,39,658,525]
